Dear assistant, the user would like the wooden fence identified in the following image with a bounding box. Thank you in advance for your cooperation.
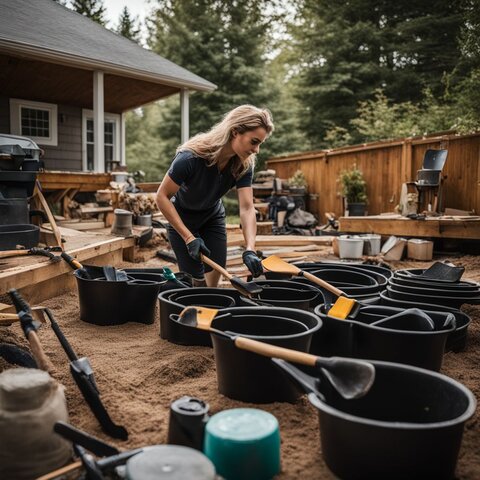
[266,131,480,219]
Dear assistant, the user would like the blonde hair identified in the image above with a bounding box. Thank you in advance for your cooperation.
[177,105,274,178]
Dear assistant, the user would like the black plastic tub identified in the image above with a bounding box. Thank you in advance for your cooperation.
[209,307,322,403]
[379,291,471,352]
[385,284,480,309]
[158,287,242,345]
[313,304,455,371]
[391,273,479,291]
[239,279,321,310]
[75,268,164,326]
[305,360,476,480]
[0,223,39,250]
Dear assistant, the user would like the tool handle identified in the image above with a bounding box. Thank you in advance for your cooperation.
[27,330,55,373]
[61,252,83,270]
[0,250,30,259]
[44,309,78,361]
[302,271,345,297]
[234,336,317,367]
[35,460,82,480]
[0,313,20,320]
[201,254,232,280]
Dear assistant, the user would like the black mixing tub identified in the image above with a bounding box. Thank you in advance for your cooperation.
[313,304,455,371]
[379,291,471,352]
[75,267,167,326]
[158,287,243,345]
[205,306,322,403]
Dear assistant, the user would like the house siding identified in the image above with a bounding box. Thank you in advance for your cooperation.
[0,98,83,171]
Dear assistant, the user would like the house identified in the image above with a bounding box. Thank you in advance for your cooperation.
[0,0,216,173]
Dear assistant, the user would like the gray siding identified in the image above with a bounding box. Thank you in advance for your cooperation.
[43,105,83,171]
[0,98,83,171]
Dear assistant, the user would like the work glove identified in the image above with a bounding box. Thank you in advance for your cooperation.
[242,250,263,278]
[186,237,211,261]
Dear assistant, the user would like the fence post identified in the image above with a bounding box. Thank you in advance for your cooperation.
[401,138,413,183]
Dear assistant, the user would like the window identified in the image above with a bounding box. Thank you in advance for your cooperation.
[10,99,58,146]
[82,110,120,171]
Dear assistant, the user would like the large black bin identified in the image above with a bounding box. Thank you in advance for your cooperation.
[75,268,165,326]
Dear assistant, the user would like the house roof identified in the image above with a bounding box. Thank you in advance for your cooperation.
[0,0,216,92]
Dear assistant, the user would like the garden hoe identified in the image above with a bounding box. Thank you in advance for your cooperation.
[177,306,375,400]
[261,255,361,319]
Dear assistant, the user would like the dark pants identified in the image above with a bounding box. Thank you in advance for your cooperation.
[167,210,227,280]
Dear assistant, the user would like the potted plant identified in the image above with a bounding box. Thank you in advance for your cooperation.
[287,170,308,194]
[338,164,368,216]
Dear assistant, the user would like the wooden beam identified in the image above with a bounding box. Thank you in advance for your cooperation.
[339,215,480,240]
[35,181,63,247]
[227,234,333,247]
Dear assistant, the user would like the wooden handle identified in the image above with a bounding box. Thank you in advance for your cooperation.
[27,330,55,374]
[35,180,63,247]
[234,336,317,367]
[302,271,345,297]
[0,313,20,320]
[0,250,30,259]
[35,460,82,480]
[201,255,233,280]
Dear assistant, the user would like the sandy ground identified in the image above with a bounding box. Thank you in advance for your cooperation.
[1,251,479,479]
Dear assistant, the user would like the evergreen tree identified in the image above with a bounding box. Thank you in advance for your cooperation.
[70,0,107,26]
[291,0,467,148]
[116,6,141,44]
[147,0,274,170]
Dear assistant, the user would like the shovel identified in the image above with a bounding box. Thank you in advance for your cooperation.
[61,252,129,281]
[176,306,375,400]
[418,261,465,282]
[8,289,55,373]
[201,254,262,297]
[40,306,128,440]
[0,246,62,262]
[262,255,360,319]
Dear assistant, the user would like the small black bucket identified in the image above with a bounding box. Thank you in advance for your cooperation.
[210,307,322,403]
[313,304,454,371]
[0,223,39,250]
[306,360,476,480]
[75,268,164,326]
[158,287,242,345]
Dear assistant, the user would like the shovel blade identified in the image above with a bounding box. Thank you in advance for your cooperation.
[230,276,262,297]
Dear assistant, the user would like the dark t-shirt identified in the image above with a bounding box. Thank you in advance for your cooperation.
[167,150,253,217]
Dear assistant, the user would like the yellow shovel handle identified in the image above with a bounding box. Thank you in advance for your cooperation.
[302,271,345,297]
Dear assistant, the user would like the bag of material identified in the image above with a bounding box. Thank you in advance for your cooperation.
[0,368,71,480]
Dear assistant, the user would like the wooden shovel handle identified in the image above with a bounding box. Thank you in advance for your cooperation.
[36,460,82,480]
[302,271,345,297]
[201,254,233,280]
[27,330,55,374]
[234,336,317,367]
[0,313,20,320]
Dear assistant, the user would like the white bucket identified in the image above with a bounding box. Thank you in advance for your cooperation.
[362,234,381,255]
[338,235,364,259]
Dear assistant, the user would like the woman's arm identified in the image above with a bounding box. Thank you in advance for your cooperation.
[156,175,195,244]
[238,187,257,250]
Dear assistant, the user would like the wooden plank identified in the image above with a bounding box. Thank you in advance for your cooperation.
[34,181,63,247]
[227,234,333,247]
[38,171,111,192]
[58,220,106,231]
[80,206,113,215]
[0,236,126,294]
[339,216,480,240]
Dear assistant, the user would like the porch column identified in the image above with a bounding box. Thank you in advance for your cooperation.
[93,71,105,173]
[180,88,189,143]
[120,112,126,167]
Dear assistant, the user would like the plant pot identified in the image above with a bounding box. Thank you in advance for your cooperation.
[346,202,366,216]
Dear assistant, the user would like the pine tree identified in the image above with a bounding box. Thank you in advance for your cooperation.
[147,0,275,169]
[291,0,468,148]
[116,6,141,44]
[70,0,107,26]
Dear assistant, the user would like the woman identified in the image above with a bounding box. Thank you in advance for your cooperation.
[156,105,274,287]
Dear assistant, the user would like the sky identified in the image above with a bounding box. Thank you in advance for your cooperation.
[102,0,153,41]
